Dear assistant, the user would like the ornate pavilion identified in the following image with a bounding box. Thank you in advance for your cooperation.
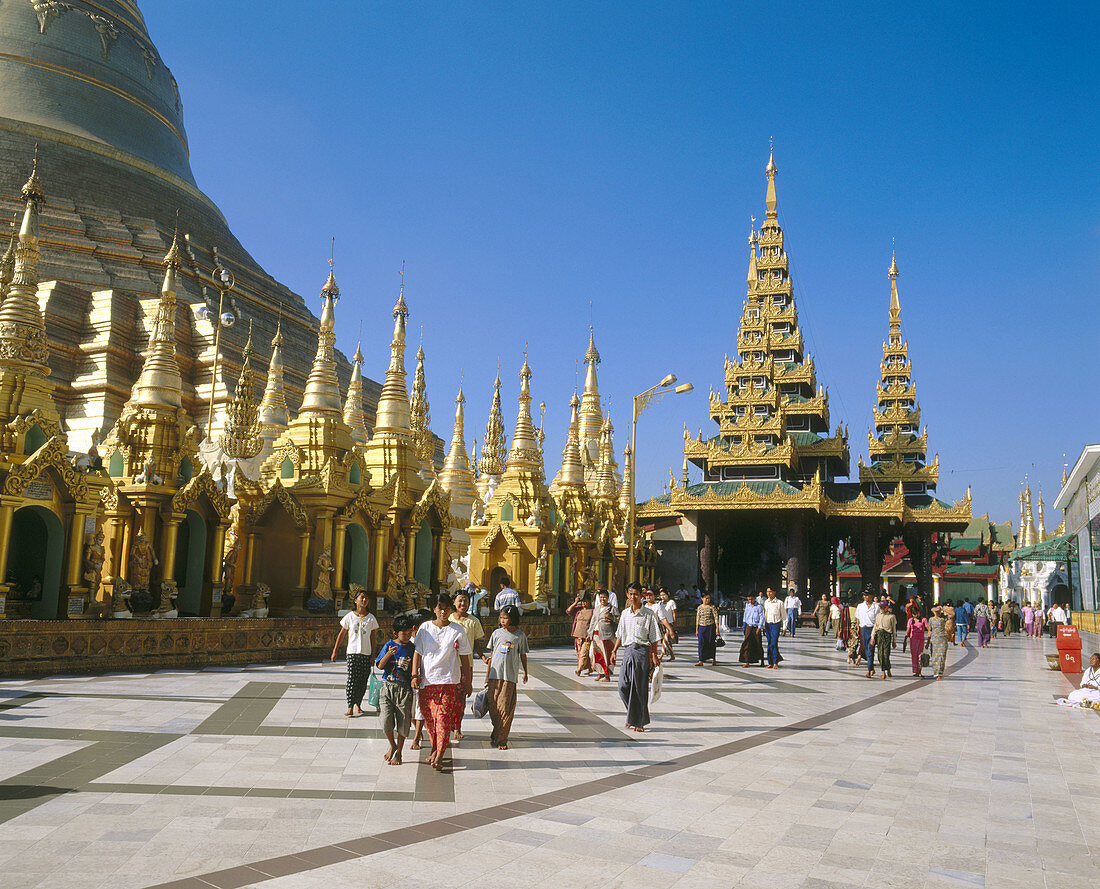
[639,150,971,600]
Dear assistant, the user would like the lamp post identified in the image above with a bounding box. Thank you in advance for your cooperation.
[627,374,694,585]
[198,266,236,436]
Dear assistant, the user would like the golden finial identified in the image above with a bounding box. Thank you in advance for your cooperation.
[888,238,898,279]
[163,210,182,268]
[21,143,44,205]
[393,259,409,318]
[321,238,339,299]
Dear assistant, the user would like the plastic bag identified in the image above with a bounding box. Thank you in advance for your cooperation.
[650,662,663,704]
[470,686,489,719]
[366,670,382,710]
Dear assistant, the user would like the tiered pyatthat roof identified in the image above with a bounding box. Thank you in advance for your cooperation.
[859,251,938,496]
[478,371,507,498]
[410,338,433,478]
[221,326,262,460]
[689,148,848,487]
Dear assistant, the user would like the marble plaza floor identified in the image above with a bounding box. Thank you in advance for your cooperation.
[0,629,1097,889]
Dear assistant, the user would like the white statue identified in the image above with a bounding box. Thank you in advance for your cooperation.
[134,456,162,486]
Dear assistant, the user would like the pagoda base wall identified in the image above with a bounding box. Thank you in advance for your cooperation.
[0,613,580,678]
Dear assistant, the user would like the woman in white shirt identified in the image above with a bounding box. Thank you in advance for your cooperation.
[412,593,473,770]
[330,589,378,717]
[1056,653,1100,707]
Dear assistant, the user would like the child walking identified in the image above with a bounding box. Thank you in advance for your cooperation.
[482,604,529,750]
[375,615,415,765]
[330,590,378,717]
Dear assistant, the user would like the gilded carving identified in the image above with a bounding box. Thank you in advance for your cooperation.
[248,480,309,529]
[4,434,90,500]
[171,468,230,520]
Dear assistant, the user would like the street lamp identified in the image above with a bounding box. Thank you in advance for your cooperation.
[198,265,236,435]
[627,374,694,585]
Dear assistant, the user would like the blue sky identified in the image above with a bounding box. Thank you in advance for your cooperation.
[145,1,1098,529]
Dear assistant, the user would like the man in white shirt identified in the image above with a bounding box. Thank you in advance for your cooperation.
[1049,603,1069,637]
[494,577,520,611]
[611,583,660,731]
[762,587,785,668]
[855,588,880,675]
[783,589,801,637]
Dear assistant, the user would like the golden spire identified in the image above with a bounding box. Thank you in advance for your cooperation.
[259,320,289,431]
[128,227,184,408]
[746,219,758,289]
[888,244,901,330]
[1062,461,1069,488]
[862,247,934,494]
[505,356,540,471]
[578,325,605,483]
[480,369,506,478]
[342,336,369,446]
[1036,486,1046,543]
[297,259,343,418]
[618,445,634,515]
[1017,484,1026,545]
[764,139,778,219]
[551,387,584,490]
[1021,477,1038,548]
[373,267,412,434]
[410,333,433,475]
[594,414,618,502]
[221,323,262,460]
[437,384,478,508]
[0,149,50,369]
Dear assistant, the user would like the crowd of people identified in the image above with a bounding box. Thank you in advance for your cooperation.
[329,572,1087,770]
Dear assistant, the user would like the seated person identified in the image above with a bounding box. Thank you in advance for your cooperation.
[1055,652,1100,707]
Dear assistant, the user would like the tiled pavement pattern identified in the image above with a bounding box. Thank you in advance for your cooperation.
[0,632,1097,889]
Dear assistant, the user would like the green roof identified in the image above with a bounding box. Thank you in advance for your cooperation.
[942,564,998,579]
[646,479,802,506]
[1012,532,1076,562]
[791,431,824,446]
[681,480,801,497]
[947,537,982,552]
